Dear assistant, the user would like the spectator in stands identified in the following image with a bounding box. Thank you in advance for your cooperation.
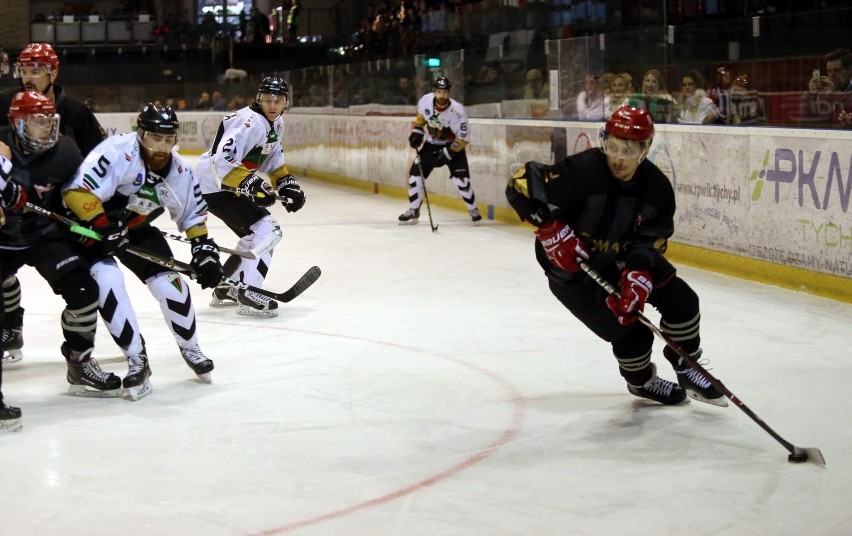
[523,69,549,100]
[633,68,674,123]
[708,66,734,123]
[195,91,212,110]
[199,11,218,43]
[727,74,765,125]
[604,73,632,116]
[799,48,852,127]
[677,70,718,124]
[238,10,248,42]
[110,1,131,21]
[211,91,227,111]
[468,61,509,105]
[576,74,605,121]
[251,8,270,44]
[287,0,302,43]
[600,72,615,96]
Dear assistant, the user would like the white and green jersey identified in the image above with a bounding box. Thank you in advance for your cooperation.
[196,104,288,193]
[64,132,209,233]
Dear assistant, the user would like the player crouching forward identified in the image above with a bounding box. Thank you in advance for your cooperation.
[400,76,481,225]
[62,104,224,397]
[197,76,306,318]
[506,105,725,407]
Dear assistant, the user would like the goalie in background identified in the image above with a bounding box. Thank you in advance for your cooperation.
[399,76,481,225]
[506,105,726,407]
[196,76,306,318]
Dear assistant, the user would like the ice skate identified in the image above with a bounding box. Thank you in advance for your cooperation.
[123,351,153,401]
[665,348,728,407]
[63,344,122,398]
[627,363,687,405]
[1,328,23,364]
[398,207,420,225]
[209,283,239,307]
[180,345,214,383]
[469,207,482,224]
[0,403,22,432]
[237,289,279,318]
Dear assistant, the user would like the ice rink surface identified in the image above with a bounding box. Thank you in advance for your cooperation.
[1,164,850,535]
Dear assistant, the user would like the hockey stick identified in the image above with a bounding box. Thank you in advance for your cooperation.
[159,230,257,259]
[579,261,826,467]
[24,202,321,303]
[414,151,438,232]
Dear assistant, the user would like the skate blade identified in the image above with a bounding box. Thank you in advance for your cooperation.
[2,349,23,364]
[209,297,239,307]
[237,306,278,318]
[124,379,153,401]
[195,372,213,384]
[0,419,23,432]
[68,385,123,398]
[398,219,419,225]
[685,390,729,407]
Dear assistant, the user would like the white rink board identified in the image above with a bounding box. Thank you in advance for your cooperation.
[95,111,852,280]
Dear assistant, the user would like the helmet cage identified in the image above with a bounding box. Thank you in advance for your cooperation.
[8,91,60,153]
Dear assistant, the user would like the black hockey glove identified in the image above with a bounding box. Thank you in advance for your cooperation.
[408,127,425,149]
[236,174,276,208]
[0,180,26,211]
[275,175,306,213]
[91,214,130,256]
[190,236,224,289]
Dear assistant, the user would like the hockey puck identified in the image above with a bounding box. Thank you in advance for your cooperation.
[788,453,808,463]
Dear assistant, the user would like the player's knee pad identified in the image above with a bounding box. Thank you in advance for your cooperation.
[236,215,282,257]
[90,259,127,295]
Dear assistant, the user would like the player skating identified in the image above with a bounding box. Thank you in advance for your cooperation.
[399,76,481,225]
[506,105,725,406]
[196,76,306,318]
[62,103,224,398]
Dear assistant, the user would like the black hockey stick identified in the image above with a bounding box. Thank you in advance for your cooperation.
[24,202,321,303]
[159,230,257,259]
[579,261,825,467]
[414,151,438,232]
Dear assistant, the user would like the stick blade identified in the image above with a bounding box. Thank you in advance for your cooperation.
[790,446,826,467]
[275,266,321,303]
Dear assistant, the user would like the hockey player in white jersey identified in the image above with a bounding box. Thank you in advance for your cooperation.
[62,104,224,398]
[399,76,481,225]
[196,76,306,318]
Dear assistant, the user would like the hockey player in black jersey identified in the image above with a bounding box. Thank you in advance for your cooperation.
[506,105,725,406]
[0,42,107,364]
[0,90,117,397]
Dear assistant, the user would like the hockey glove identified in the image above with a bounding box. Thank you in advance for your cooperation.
[606,270,653,326]
[534,219,589,273]
[408,127,424,149]
[275,175,306,213]
[236,174,276,208]
[190,236,224,289]
[91,214,130,256]
[0,180,26,211]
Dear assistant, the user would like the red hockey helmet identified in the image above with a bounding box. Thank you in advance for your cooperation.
[14,43,60,75]
[8,90,60,153]
[604,105,655,142]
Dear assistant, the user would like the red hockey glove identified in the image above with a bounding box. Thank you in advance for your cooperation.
[606,270,653,325]
[534,219,589,273]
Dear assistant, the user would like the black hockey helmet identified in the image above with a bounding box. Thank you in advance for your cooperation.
[136,103,180,136]
[255,76,290,111]
[433,76,452,91]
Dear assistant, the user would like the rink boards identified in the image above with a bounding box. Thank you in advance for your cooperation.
[96,111,852,302]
